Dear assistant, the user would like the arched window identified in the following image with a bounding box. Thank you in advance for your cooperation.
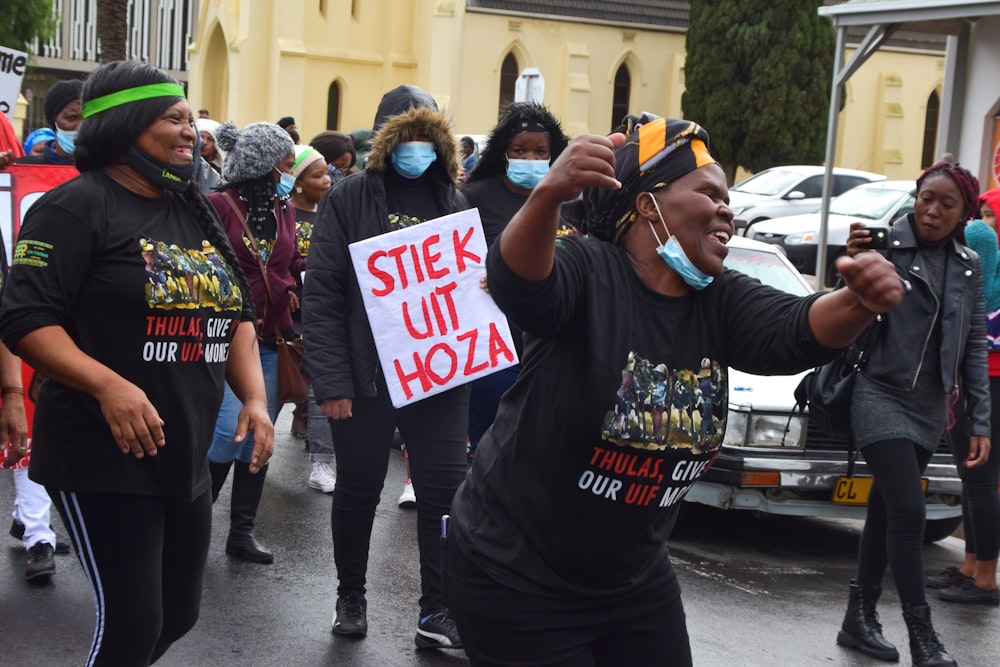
[327,81,341,131]
[611,64,631,132]
[499,53,518,119]
[921,90,940,169]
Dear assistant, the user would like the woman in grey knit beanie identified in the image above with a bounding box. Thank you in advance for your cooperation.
[203,120,303,565]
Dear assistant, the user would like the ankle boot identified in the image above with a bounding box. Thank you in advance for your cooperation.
[225,461,273,564]
[836,580,899,661]
[209,461,232,503]
[901,604,956,667]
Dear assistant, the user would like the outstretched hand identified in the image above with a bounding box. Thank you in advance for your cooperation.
[835,252,905,313]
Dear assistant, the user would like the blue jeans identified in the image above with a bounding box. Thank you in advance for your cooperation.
[307,387,334,463]
[207,346,280,464]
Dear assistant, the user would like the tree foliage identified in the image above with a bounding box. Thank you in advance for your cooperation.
[0,0,59,54]
[682,0,835,183]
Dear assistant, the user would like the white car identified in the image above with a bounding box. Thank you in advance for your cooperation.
[730,165,885,235]
[747,180,915,285]
[687,236,962,541]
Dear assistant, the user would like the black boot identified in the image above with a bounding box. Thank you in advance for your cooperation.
[902,604,957,667]
[209,461,232,503]
[225,462,273,564]
[836,580,899,661]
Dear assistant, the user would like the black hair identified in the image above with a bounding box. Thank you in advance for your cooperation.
[310,131,356,169]
[236,174,282,242]
[75,61,186,172]
[466,102,570,184]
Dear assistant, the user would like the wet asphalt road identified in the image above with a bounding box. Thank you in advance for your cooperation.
[2,408,997,666]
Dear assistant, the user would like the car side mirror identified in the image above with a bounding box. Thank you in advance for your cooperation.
[785,191,806,200]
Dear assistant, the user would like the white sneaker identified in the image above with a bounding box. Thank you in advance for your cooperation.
[308,462,336,493]
[398,479,417,508]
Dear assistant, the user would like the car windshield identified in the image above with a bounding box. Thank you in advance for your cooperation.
[829,186,913,219]
[724,246,812,297]
[731,170,804,196]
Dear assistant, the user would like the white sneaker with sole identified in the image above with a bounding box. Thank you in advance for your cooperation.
[398,479,417,508]
[308,462,336,493]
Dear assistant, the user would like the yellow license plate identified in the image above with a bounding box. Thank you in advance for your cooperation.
[833,476,927,505]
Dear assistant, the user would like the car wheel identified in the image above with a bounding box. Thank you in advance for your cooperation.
[923,516,963,543]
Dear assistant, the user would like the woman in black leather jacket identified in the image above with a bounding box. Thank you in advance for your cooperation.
[836,159,989,667]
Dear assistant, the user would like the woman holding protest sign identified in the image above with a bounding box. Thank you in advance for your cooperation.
[302,84,470,649]
[0,60,271,665]
[445,114,905,666]
[204,120,302,565]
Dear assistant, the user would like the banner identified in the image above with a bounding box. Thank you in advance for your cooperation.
[0,45,29,122]
[0,164,78,265]
[349,208,518,408]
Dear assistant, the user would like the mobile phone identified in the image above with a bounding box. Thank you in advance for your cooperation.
[866,226,890,250]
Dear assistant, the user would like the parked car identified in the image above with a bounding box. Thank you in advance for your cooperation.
[730,165,885,235]
[685,235,963,542]
[747,180,916,286]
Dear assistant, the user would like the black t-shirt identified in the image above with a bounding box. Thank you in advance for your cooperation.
[0,171,250,501]
[449,235,834,595]
[461,175,527,248]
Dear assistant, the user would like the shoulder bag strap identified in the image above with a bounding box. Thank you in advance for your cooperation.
[220,191,284,343]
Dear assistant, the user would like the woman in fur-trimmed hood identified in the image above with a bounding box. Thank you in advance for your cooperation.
[301,84,470,648]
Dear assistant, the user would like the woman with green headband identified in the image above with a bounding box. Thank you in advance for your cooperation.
[445,114,906,665]
[0,60,273,666]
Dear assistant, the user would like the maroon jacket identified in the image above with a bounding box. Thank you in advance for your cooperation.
[208,187,303,338]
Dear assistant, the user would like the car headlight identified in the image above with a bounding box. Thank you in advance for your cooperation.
[783,232,817,245]
[724,409,806,448]
[749,413,806,448]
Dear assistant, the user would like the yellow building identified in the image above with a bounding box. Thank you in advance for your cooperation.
[187,1,946,181]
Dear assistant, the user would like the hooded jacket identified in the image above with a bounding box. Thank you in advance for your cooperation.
[302,86,469,401]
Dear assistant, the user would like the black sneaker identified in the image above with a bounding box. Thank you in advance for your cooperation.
[10,519,70,555]
[25,542,56,582]
[925,566,971,590]
[415,609,462,649]
[938,577,1000,606]
[331,592,368,637]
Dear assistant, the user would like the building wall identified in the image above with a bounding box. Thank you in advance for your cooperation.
[959,15,1000,190]
[186,0,947,182]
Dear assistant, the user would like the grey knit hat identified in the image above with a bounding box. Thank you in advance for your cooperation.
[216,121,294,183]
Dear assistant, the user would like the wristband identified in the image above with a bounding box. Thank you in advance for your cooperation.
[1,386,25,397]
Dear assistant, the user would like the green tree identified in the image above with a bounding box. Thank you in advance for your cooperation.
[0,0,59,53]
[682,0,835,183]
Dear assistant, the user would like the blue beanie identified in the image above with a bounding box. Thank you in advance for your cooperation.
[964,220,1000,312]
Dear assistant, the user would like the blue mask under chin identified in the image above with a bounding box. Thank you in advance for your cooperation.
[391,141,437,179]
[55,128,77,155]
[645,194,714,290]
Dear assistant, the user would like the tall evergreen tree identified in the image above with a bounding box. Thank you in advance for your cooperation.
[0,0,59,54]
[97,0,129,62]
[682,0,835,183]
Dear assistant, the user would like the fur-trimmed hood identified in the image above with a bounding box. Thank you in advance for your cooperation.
[367,87,459,183]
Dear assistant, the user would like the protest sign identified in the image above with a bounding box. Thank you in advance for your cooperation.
[348,208,518,408]
[0,45,29,122]
[0,164,78,264]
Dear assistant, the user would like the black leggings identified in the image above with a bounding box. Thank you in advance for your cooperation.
[948,376,1000,560]
[855,439,933,606]
[49,489,212,666]
[328,376,469,615]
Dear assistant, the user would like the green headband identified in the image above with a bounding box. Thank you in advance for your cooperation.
[81,83,186,118]
[292,147,318,171]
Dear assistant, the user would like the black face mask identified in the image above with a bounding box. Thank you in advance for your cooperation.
[126,145,194,192]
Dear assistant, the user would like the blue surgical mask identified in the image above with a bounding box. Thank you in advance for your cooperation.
[391,141,436,179]
[275,171,296,197]
[55,128,77,155]
[646,193,715,290]
[506,158,549,190]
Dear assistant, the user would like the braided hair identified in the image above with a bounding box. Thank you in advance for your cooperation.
[466,102,569,184]
[233,175,283,242]
[917,158,981,223]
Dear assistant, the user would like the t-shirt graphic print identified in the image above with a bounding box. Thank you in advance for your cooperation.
[141,238,243,311]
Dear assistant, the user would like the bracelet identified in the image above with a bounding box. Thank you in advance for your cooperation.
[1,387,24,397]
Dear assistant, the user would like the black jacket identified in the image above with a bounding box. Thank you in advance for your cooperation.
[861,215,990,437]
[302,87,470,401]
